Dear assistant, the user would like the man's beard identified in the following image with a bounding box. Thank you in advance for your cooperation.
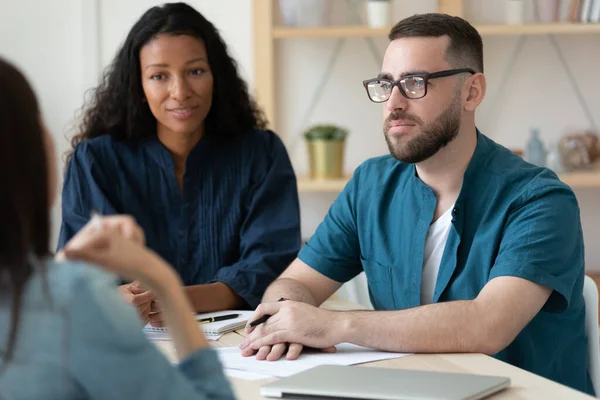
[383,96,461,164]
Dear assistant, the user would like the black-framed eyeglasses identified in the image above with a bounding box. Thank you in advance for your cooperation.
[362,68,476,102]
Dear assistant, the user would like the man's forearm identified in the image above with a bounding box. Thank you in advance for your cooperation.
[262,278,318,306]
[338,300,506,355]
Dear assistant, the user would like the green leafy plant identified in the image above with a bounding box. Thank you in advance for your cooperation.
[303,124,348,141]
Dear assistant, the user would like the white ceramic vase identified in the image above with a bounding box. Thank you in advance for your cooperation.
[279,0,331,27]
[506,0,525,25]
[367,0,391,28]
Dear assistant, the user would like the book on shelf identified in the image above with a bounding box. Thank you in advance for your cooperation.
[569,0,582,22]
[581,0,600,22]
[591,0,600,22]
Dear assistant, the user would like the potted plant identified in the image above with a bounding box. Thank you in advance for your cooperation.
[303,124,348,180]
[367,0,392,28]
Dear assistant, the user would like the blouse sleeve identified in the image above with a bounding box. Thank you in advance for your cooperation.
[57,143,120,252]
[210,131,301,308]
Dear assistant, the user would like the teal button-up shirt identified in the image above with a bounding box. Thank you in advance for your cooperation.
[299,131,593,395]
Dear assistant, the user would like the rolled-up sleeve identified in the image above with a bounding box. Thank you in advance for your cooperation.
[210,132,301,308]
[297,165,363,283]
[489,177,585,313]
[57,143,119,251]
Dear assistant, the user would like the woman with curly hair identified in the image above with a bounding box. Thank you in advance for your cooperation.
[57,2,301,325]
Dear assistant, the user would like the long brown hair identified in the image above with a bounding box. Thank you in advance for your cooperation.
[0,57,51,368]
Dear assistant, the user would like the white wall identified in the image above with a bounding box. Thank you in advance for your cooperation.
[0,0,94,248]
[98,0,254,82]
[1,0,598,307]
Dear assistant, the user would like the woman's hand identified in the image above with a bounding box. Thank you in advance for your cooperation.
[56,215,145,260]
[63,214,209,359]
[62,215,180,296]
[118,282,156,324]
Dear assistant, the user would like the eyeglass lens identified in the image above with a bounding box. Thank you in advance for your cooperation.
[367,76,426,101]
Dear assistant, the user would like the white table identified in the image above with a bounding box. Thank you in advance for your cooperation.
[155,299,595,399]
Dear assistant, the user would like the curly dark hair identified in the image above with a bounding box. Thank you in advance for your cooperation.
[68,2,266,161]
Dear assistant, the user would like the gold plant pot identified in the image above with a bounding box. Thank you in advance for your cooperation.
[307,139,345,180]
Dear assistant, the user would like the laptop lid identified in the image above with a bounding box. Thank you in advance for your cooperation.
[261,364,510,400]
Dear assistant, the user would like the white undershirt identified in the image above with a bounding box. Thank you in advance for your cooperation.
[420,205,454,305]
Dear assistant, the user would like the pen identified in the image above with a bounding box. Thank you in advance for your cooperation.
[247,297,288,328]
[248,314,270,328]
[197,313,240,325]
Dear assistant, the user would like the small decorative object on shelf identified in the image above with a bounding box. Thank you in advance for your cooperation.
[546,142,565,174]
[278,0,331,27]
[525,128,547,167]
[506,0,525,25]
[559,131,600,171]
[367,0,391,28]
[534,0,560,22]
[304,124,348,180]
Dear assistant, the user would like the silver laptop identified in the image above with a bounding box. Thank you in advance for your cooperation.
[261,365,510,400]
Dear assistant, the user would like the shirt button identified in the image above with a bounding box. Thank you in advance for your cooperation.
[452,207,459,215]
[178,229,185,237]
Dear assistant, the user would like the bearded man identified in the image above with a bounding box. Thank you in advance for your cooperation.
[239,13,593,397]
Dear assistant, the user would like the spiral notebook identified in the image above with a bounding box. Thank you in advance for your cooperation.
[143,310,255,340]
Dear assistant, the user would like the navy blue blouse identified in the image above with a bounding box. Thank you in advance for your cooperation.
[57,130,301,308]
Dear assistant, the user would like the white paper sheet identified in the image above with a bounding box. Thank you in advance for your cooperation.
[215,343,410,378]
[223,368,273,381]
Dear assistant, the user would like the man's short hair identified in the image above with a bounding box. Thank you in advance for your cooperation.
[389,13,484,73]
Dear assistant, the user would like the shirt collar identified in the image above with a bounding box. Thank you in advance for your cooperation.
[462,128,493,185]
[406,129,492,229]
[142,134,213,171]
[409,128,492,187]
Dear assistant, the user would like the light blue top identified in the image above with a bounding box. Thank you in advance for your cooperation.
[0,259,236,400]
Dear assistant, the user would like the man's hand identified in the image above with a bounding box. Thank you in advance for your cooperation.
[239,301,340,360]
[242,342,336,361]
[118,282,155,324]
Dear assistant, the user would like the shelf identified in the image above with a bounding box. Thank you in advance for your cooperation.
[273,23,600,39]
[558,170,600,188]
[273,26,388,38]
[477,23,600,36]
[298,171,600,193]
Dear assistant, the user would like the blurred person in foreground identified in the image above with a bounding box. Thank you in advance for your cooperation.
[0,56,235,400]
